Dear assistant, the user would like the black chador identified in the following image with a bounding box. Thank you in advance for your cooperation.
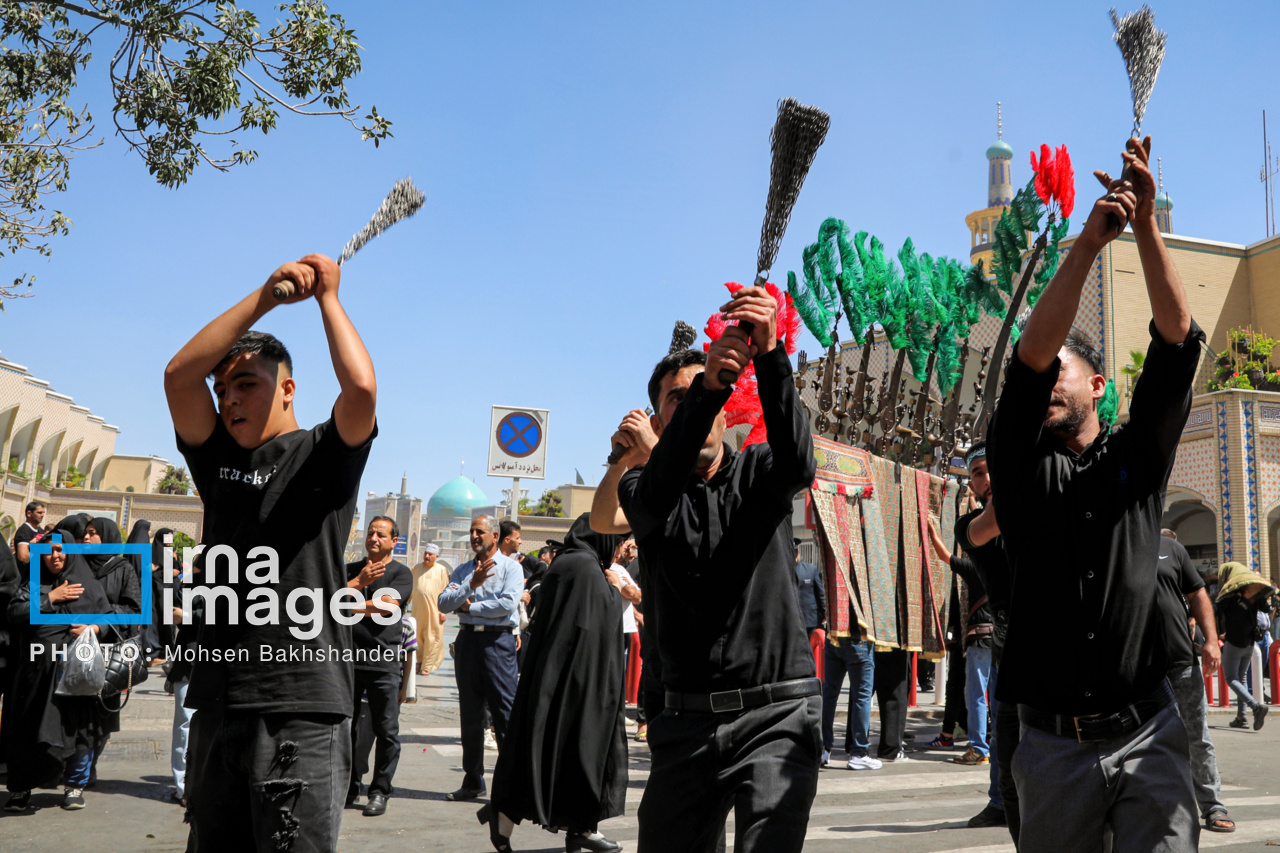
[490,513,628,835]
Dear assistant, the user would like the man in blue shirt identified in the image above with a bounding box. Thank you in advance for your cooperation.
[438,514,523,801]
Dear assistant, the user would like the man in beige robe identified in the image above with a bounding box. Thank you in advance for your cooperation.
[411,543,449,675]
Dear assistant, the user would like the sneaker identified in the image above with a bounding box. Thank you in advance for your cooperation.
[952,747,989,766]
[1229,716,1249,729]
[821,750,830,767]
[62,787,86,810]
[967,804,1008,828]
[847,755,883,770]
[881,748,909,762]
[1253,705,1269,731]
[4,790,31,812]
[483,729,499,751]
[926,734,955,748]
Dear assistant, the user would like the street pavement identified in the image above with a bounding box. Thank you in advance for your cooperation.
[2,627,1278,852]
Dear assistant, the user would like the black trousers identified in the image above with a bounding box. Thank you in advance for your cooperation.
[185,708,350,853]
[996,695,1022,846]
[350,668,401,796]
[454,629,517,791]
[637,695,821,853]
[873,649,908,758]
[942,646,969,736]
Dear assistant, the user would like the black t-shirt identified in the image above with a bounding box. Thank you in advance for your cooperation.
[12,522,39,572]
[1156,538,1204,671]
[1220,598,1264,647]
[346,558,412,671]
[177,413,375,715]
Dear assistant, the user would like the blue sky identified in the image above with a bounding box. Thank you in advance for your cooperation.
[2,0,1276,508]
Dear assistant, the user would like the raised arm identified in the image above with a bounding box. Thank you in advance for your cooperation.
[591,409,655,534]
[308,254,377,447]
[163,255,358,447]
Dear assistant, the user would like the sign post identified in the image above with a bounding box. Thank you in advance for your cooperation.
[488,406,549,520]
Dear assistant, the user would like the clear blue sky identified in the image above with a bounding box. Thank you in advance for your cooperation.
[2,1,1276,508]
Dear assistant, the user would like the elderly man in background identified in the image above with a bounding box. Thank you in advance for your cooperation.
[412,543,449,676]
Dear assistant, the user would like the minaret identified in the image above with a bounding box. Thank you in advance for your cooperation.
[400,472,408,498]
[965,101,1014,264]
[986,101,1014,206]
[1154,157,1174,234]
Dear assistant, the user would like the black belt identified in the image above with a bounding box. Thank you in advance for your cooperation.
[1019,681,1174,744]
[665,678,821,713]
[458,624,514,634]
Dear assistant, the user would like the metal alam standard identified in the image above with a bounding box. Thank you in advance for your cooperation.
[273,177,427,299]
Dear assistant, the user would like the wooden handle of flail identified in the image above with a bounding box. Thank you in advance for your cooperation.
[272,278,297,300]
[716,275,766,386]
[1105,159,1139,236]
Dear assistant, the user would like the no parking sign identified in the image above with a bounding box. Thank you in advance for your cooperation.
[487,406,549,480]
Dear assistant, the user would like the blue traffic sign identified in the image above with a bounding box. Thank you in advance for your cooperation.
[497,412,541,458]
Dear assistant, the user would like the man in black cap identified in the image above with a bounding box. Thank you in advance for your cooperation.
[615,286,819,853]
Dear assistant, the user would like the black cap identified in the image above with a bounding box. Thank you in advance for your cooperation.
[793,537,802,547]
[546,539,564,549]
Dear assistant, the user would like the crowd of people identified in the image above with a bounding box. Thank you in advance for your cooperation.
[0,137,1277,853]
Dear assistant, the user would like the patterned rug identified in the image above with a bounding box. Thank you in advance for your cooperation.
[862,455,901,648]
[900,471,924,652]
[810,489,856,637]
[832,494,871,636]
[811,435,876,493]
[916,470,951,659]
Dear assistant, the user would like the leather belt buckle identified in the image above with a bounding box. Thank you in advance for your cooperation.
[1073,714,1105,743]
[709,689,744,713]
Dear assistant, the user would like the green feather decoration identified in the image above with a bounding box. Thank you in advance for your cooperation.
[834,224,873,343]
[786,269,833,348]
[1098,379,1119,426]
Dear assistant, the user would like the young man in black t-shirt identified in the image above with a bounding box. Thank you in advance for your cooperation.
[11,500,45,573]
[345,515,412,817]
[165,253,377,852]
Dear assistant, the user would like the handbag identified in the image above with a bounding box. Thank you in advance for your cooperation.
[99,635,149,711]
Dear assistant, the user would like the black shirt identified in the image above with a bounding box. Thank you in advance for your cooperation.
[12,521,39,573]
[1156,538,1203,670]
[954,509,1012,659]
[177,413,375,715]
[618,345,817,693]
[949,555,993,650]
[793,561,826,631]
[346,558,412,672]
[989,319,1204,716]
[1219,598,1264,648]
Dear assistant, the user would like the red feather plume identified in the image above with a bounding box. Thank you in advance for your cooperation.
[703,282,799,448]
[1030,143,1075,220]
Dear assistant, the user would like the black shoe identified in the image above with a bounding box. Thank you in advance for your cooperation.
[1254,705,1269,731]
[477,804,513,853]
[967,805,1008,828]
[362,792,387,816]
[1229,716,1249,728]
[445,785,485,801]
[4,790,31,812]
[346,782,360,806]
[62,787,86,810]
[566,830,623,853]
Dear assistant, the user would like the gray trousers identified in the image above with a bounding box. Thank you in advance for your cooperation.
[1013,699,1199,853]
[1168,665,1226,819]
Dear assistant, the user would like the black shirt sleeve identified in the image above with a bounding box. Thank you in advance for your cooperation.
[987,343,1059,535]
[1170,541,1204,597]
[1124,320,1206,475]
[752,346,818,499]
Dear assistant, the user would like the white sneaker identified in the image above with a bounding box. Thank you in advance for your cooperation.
[821,750,830,767]
[846,755,883,771]
[483,729,498,751]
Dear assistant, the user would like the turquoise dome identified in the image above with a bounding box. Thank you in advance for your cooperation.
[1155,191,1172,210]
[427,476,490,517]
[986,139,1014,160]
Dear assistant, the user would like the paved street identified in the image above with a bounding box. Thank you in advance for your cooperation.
[2,631,1278,852]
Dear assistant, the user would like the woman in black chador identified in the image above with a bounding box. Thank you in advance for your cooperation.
[82,516,143,782]
[481,513,629,853]
[4,526,112,811]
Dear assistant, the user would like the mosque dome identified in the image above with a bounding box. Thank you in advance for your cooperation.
[1155,191,1173,210]
[427,476,490,517]
[986,139,1014,160]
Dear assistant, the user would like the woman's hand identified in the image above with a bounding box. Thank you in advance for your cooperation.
[68,624,100,637]
[49,583,84,605]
